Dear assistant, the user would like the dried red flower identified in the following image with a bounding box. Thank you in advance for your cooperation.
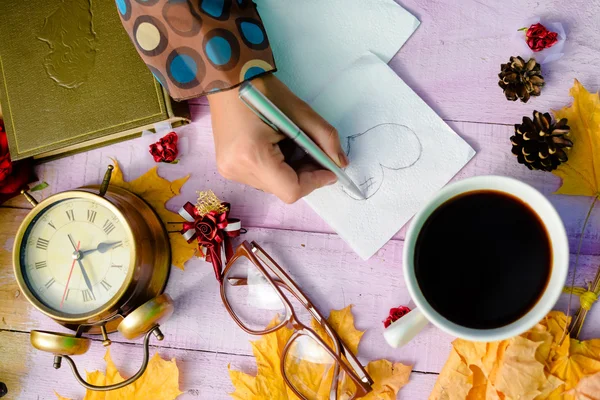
[0,120,36,204]
[525,23,559,52]
[149,132,179,163]
[383,305,411,328]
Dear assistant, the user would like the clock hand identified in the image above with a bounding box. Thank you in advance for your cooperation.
[61,240,81,309]
[68,234,95,300]
[80,241,123,257]
[77,258,95,299]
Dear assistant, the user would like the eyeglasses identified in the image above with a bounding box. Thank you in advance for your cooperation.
[220,241,374,400]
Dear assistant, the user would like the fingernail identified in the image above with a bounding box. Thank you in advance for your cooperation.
[338,152,349,167]
[327,176,338,186]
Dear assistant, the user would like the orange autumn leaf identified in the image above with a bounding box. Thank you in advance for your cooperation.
[548,339,600,391]
[568,371,600,399]
[55,349,183,400]
[229,306,412,400]
[429,348,471,400]
[431,311,600,399]
[493,336,547,398]
[551,79,600,197]
[361,360,411,400]
[110,159,196,269]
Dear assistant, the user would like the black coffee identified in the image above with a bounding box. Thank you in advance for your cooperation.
[414,190,552,329]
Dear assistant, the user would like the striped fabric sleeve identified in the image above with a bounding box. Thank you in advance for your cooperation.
[116,0,276,100]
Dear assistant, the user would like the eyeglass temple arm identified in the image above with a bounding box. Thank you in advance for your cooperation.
[227,274,372,385]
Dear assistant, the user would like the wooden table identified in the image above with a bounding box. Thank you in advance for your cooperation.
[2,0,600,398]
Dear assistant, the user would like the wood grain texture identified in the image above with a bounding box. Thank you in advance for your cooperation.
[27,104,600,256]
[2,0,600,399]
[188,0,600,125]
[1,330,437,400]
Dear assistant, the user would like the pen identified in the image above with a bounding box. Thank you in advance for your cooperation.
[238,82,366,200]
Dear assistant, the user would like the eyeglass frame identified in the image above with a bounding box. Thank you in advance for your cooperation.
[220,241,374,400]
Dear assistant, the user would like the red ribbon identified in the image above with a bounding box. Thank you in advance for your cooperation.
[179,202,241,282]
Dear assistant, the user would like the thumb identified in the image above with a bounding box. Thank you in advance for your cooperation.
[262,157,337,204]
[297,166,338,193]
[287,103,348,168]
[274,169,337,204]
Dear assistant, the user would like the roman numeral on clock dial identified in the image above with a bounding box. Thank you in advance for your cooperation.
[100,279,112,291]
[82,289,94,302]
[103,220,116,235]
[87,209,97,223]
[36,238,49,250]
[23,198,131,315]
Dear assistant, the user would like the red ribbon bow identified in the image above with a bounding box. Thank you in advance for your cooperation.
[178,202,241,282]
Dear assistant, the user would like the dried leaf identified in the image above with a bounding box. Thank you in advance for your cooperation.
[493,336,547,398]
[548,339,600,391]
[229,306,411,400]
[568,371,600,399]
[110,159,196,269]
[361,360,411,400]
[432,311,600,399]
[552,79,600,196]
[312,306,365,354]
[55,349,182,399]
[467,365,501,400]
[429,348,472,400]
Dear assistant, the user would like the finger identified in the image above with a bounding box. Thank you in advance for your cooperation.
[259,76,348,168]
[286,102,348,168]
[260,146,337,204]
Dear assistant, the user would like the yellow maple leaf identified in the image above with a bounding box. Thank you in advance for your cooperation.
[431,311,600,399]
[428,348,471,400]
[229,306,411,400]
[110,159,197,269]
[493,336,547,398]
[548,339,600,391]
[552,79,600,197]
[361,360,411,400]
[568,371,600,399]
[55,349,183,399]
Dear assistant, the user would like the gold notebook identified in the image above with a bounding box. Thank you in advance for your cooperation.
[0,0,190,161]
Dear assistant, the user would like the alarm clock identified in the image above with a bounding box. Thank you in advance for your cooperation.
[13,165,175,391]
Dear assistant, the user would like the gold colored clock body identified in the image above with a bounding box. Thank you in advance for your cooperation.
[13,186,170,334]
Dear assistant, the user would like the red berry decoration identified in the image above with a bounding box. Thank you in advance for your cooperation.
[383,306,411,328]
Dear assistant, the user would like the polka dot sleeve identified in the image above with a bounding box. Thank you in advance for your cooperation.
[116,0,276,101]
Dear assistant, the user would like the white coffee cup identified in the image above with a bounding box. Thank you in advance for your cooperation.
[384,176,569,347]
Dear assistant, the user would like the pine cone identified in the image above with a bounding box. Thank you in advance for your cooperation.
[498,56,544,103]
[511,111,572,172]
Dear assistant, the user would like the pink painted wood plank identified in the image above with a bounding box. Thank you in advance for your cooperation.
[33,105,600,257]
[13,334,438,399]
[21,227,600,378]
[389,0,600,125]
[187,0,600,126]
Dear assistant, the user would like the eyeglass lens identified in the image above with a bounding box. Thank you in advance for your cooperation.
[223,254,288,331]
[283,334,358,399]
[224,253,359,399]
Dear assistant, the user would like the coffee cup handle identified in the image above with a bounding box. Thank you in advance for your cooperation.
[383,307,429,348]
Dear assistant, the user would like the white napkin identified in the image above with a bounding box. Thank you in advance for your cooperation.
[305,54,475,259]
[255,0,420,101]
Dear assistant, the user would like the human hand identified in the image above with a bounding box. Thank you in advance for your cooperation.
[208,74,348,204]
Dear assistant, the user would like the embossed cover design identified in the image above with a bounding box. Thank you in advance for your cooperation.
[0,0,189,161]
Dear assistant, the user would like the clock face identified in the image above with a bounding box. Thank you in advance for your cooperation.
[19,197,132,316]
